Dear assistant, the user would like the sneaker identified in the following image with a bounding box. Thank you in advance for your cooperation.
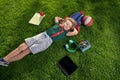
[0,58,9,67]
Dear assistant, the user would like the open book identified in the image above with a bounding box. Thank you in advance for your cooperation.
[29,12,45,25]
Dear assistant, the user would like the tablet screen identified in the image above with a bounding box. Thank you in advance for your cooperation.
[58,56,78,76]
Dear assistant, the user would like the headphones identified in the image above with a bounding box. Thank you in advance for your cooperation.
[65,40,78,53]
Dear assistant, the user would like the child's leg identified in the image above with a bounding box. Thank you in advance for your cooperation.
[3,43,29,62]
[7,48,31,62]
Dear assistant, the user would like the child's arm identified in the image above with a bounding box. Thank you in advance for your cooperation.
[54,17,62,23]
[66,28,78,36]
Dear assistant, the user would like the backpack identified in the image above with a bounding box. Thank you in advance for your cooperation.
[70,12,84,26]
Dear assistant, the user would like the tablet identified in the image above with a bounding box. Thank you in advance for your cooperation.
[58,55,78,76]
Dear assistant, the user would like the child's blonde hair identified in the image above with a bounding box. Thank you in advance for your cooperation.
[65,17,77,31]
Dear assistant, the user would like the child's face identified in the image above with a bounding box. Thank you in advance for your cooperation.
[62,20,73,30]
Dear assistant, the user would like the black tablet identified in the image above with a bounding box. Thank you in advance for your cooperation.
[58,55,78,76]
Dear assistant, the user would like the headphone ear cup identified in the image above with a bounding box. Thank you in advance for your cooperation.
[69,40,74,44]
[65,44,69,49]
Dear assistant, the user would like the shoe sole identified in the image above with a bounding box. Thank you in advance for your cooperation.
[0,61,8,67]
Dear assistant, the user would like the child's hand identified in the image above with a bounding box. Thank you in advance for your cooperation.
[55,17,62,23]
[66,28,78,36]
[80,11,85,15]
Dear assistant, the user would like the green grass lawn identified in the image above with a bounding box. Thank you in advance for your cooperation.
[0,0,120,80]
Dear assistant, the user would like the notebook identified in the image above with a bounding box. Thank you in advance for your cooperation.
[28,13,45,25]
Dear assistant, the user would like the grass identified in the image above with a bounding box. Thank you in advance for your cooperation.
[0,0,120,80]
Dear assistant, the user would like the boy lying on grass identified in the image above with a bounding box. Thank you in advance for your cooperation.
[0,17,78,67]
[0,11,93,67]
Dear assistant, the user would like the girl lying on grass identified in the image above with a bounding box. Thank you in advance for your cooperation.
[0,17,78,67]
